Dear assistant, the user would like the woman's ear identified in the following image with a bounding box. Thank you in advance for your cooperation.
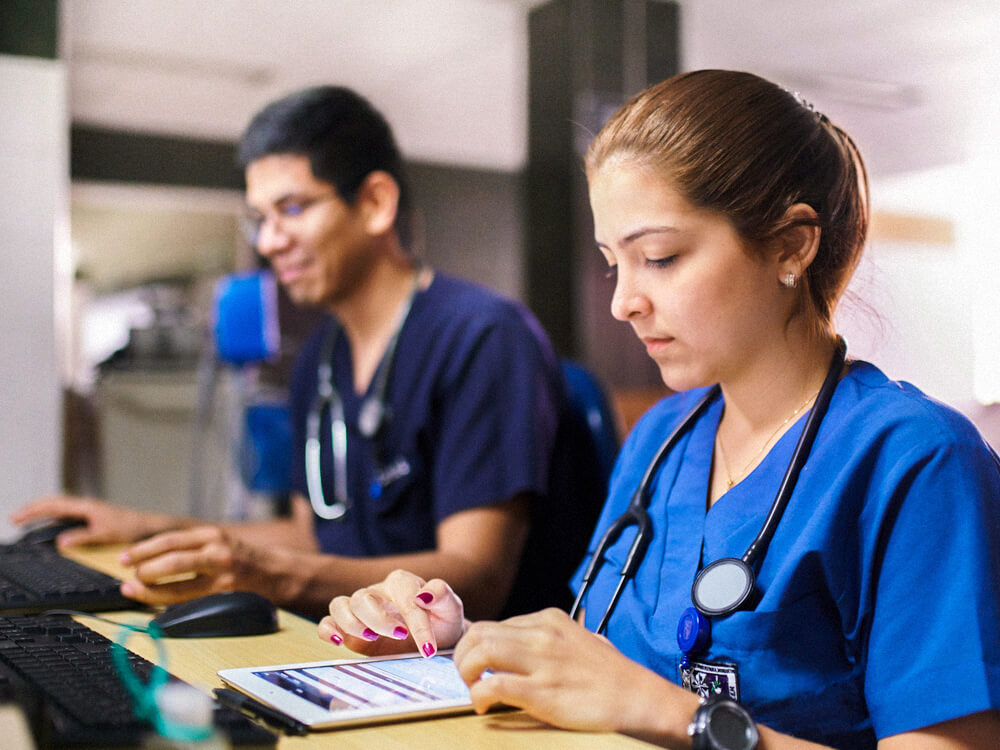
[775,203,821,284]
[356,170,400,237]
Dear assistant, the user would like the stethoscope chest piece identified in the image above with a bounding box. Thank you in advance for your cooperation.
[691,557,756,617]
[358,396,387,440]
[680,559,755,666]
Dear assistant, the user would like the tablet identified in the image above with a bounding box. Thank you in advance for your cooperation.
[217,651,477,730]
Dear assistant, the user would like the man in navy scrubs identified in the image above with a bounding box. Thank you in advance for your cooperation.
[14,86,605,628]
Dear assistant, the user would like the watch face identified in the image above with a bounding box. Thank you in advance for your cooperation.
[707,702,757,750]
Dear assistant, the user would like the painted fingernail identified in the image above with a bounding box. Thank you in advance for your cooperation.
[362,628,379,641]
[330,633,343,645]
[416,592,433,604]
[393,627,409,639]
[422,642,436,657]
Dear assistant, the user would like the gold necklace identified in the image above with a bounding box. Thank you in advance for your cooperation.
[715,389,820,489]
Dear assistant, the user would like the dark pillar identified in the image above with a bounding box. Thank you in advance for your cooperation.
[526,0,679,389]
[0,0,58,58]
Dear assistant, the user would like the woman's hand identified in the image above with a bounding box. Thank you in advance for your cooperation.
[10,495,176,548]
[453,608,698,743]
[318,569,467,659]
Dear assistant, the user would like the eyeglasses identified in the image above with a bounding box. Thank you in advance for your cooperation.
[242,191,338,247]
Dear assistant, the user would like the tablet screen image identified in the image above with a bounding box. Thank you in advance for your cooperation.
[218,652,478,729]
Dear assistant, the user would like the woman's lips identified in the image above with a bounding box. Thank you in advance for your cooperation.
[641,336,674,355]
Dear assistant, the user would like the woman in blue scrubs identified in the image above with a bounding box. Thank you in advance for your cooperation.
[317,70,1000,748]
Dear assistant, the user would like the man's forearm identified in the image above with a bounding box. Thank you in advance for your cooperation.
[221,494,319,551]
[222,516,318,550]
[253,495,529,620]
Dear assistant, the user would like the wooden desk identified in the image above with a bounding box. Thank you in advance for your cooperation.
[63,546,653,749]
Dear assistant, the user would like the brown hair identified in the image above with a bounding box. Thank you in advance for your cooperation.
[585,69,869,338]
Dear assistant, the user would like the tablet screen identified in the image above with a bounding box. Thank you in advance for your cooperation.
[218,652,476,729]
[257,653,468,710]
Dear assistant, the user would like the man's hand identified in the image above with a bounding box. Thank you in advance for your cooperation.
[11,495,177,548]
[119,525,264,604]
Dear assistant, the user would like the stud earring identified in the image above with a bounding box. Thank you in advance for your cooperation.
[782,272,797,288]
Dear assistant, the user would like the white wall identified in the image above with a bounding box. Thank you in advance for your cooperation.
[838,166,974,403]
[836,161,1000,449]
[0,55,69,539]
[966,40,1000,407]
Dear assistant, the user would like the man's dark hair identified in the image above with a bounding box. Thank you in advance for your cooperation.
[238,86,413,250]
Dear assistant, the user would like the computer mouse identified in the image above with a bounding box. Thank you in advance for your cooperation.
[16,517,88,546]
[150,591,279,638]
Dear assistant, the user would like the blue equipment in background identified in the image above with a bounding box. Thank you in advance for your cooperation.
[213,271,280,366]
[191,270,292,518]
[239,401,293,495]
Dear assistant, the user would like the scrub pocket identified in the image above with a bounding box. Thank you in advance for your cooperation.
[709,591,874,749]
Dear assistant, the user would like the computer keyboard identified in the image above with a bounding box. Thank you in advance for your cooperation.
[0,542,138,615]
[0,613,276,747]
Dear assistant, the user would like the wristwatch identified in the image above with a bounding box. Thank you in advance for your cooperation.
[687,696,759,750]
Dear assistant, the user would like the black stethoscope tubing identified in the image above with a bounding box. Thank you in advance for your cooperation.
[570,338,847,635]
[570,385,717,635]
[735,338,846,570]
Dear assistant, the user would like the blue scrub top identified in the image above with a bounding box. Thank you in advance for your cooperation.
[572,361,1000,747]
[289,273,605,615]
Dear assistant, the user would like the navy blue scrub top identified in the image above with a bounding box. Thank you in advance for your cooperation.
[288,273,604,614]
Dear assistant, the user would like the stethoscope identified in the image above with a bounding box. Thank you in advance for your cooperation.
[305,272,422,520]
[570,338,848,657]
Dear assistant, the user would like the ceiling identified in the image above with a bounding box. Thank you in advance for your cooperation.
[683,0,999,183]
[63,0,541,172]
[62,0,1000,180]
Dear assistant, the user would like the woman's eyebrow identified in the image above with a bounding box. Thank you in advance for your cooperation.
[622,225,680,245]
[596,225,680,250]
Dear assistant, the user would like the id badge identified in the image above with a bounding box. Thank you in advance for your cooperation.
[679,659,740,702]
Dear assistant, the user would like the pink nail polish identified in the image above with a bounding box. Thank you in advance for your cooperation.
[422,642,436,657]
[362,628,379,641]
[330,633,343,645]
[416,592,433,604]
[393,627,409,639]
